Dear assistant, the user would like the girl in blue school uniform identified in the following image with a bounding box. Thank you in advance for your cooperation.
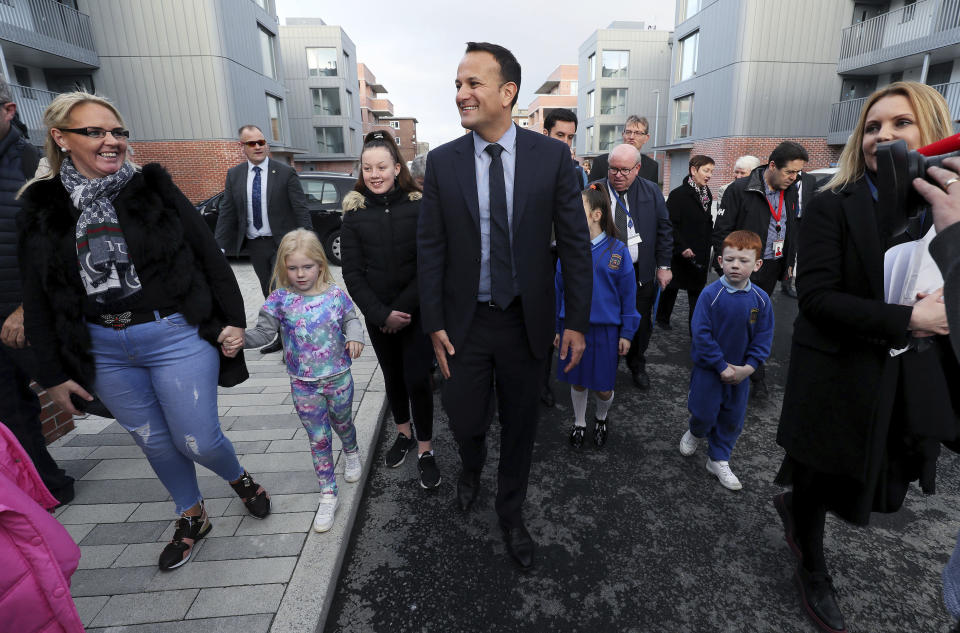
[555,184,641,449]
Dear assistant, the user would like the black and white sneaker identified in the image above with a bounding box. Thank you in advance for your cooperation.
[418,452,442,489]
[384,433,414,468]
[158,508,212,571]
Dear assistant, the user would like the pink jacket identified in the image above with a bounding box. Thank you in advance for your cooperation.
[0,422,84,633]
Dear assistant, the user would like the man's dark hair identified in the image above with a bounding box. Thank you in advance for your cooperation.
[544,108,577,133]
[768,141,809,169]
[465,41,521,107]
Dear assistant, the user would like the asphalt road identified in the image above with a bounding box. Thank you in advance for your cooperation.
[324,284,960,633]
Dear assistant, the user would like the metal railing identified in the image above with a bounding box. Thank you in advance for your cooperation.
[9,83,57,142]
[0,0,96,52]
[828,80,960,142]
[839,0,960,64]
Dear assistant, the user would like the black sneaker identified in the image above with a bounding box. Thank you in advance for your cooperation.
[594,417,608,448]
[569,426,584,449]
[158,510,212,571]
[229,471,271,519]
[418,453,442,489]
[384,433,414,468]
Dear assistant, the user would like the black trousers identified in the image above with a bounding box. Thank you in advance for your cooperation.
[656,281,706,331]
[442,302,544,529]
[366,316,435,441]
[0,342,73,496]
[246,236,278,298]
[626,274,658,373]
[748,257,787,384]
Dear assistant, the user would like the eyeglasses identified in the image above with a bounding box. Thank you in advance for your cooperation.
[622,129,649,138]
[59,127,130,139]
[243,139,267,147]
[608,166,637,177]
[780,169,801,177]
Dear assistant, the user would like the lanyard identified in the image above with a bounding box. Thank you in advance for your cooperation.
[609,187,634,229]
[767,189,784,231]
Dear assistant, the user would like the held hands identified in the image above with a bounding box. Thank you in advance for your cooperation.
[681,248,695,259]
[346,340,364,359]
[381,310,412,334]
[218,326,245,358]
[559,329,586,373]
[910,288,949,337]
[0,305,26,349]
[914,158,960,232]
[48,380,92,417]
[618,337,631,356]
[720,363,754,385]
[430,330,455,379]
[656,268,672,290]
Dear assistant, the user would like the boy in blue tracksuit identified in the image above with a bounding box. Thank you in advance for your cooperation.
[679,230,774,490]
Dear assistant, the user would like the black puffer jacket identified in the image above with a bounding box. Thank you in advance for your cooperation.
[0,127,38,318]
[340,187,422,327]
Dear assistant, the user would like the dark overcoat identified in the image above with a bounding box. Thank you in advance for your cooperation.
[666,175,712,290]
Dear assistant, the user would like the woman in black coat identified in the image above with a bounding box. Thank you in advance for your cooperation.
[340,132,439,489]
[773,81,954,633]
[655,155,714,331]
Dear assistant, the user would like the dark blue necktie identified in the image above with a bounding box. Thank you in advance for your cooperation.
[252,165,263,230]
[484,143,513,309]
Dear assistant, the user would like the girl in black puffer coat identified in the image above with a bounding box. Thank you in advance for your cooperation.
[340,132,440,489]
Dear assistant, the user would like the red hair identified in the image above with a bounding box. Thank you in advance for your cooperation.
[722,230,763,259]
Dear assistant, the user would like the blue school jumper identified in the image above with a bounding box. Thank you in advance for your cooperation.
[687,276,774,461]
[555,233,640,391]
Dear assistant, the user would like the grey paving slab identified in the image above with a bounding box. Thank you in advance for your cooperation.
[86,444,147,459]
[231,440,270,454]
[73,595,109,627]
[70,565,157,597]
[127,497,232,522]
[77,544,125,569]
[225,408,298,423]
[223,492,321,516]
[234,511,313,536]
[82,457,156,480]
[217,392,289,407]
[64,523,95,544]
[72,478,171,504]
[58,502,139,524]
[86,614,272,633]
[185,584,285,620]
[144,557,297,591]
[111,542,171,568]
[80,520,169,546]
[232,451,313,473]
[242,377,291,387]
[71,417,115,434]
[99,421,128,433]
[217,384,266,394]
[61,459,99,479]
[48,445,97,460]
[200,470,321,497]
[91,589,199,627]
[193,532,306,562]
[222,428,297,442]
[65,432,136,446]
[264,439,308,453]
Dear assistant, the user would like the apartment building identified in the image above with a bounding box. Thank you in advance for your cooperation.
[576,22,672,168]
[358,63,420,163]
[657,0,849,192]
[525,64,578,132]
[279,18,362,173]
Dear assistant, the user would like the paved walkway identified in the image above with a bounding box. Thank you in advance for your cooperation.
[48,262,385,633]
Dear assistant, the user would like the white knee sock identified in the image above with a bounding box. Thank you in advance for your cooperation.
[595,391,614,420]
[570,387,588,427]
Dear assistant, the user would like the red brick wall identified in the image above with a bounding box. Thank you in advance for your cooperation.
[294,160,355,174]
[37,385,74,444]
[662,136,842,195]
[129,140,246,204]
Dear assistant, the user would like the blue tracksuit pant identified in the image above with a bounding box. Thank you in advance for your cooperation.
[687,367,750,462]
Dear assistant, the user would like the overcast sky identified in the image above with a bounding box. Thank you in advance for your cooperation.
[276,0,676,151]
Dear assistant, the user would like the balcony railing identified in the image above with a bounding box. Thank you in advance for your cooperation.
[827,80,960,144]
[0,0,97,64]
[839,0,960,72]
[9,83,57,142]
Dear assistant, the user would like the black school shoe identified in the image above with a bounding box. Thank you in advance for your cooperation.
[230,471,271,519]
[569,426,584,449]
[795,565,847,633]
[158,509,212,571]
[384,433,415,468]
[594,418,608,447]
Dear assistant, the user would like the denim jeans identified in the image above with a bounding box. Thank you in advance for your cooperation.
[87,312,244,514]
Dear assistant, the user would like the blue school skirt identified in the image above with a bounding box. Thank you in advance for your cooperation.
[556,322,619,392]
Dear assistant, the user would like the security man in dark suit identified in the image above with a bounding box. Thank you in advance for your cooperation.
[418,42,592,569]
[588,115,659,185]
[214,124,310,353]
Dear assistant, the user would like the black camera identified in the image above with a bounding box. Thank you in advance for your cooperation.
[875,139,959,236]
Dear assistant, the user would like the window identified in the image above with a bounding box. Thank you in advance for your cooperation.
[395,136,401,147]
[681,0,701,21]
[348,127,355,154]
[253,0,267,9]
[312,88,341,116]
[302,179,340,204]
[600,88,627,116]
[890,71,904,83]
[674,94,694,139]
[307,48,338,77]
[598,125,623,151]
[345,90,353,118]
[587,90,595,117]
[901,0,917,23]
[927,61,953,87]
[316,127,345,153]
[569,81,578,96]
[676,31,699,82]
[266,95,283,141]
[601,50,629,78]
[588,53,596,82]
[389,120,400,129]
[259,26,276,79]
[587,126,594,152]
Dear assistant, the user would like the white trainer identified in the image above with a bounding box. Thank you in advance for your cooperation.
[705,459,742,491]
[343,450,362,483]
[679,430,699,456]
[313,493,339,532]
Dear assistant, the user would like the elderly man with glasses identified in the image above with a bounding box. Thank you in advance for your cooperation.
[588,115,659,185]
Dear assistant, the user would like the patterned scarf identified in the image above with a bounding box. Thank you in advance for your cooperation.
[688,176,710,213]
[62,157,140,303]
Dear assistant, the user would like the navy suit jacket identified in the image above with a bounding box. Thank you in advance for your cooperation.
[418,126,593,358]
[593,177,673,283]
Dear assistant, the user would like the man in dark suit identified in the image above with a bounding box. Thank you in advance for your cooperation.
[781,168,818,298]
[588,115,659,185]
[214,125,310,352]
[418,42,592,569]
[594,144,673,390]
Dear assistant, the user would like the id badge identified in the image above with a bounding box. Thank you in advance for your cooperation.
[772,239,785,258]
[627,234,643,247]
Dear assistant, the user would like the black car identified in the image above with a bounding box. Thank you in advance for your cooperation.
[196,171,355,266]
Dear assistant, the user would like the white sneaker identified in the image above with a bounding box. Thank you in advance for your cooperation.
[705,459,742,491]
[343,450,362,483]
[313,493,338,532]
[679,430,699,456]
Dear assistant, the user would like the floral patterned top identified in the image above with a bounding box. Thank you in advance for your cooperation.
[244,284,364,381]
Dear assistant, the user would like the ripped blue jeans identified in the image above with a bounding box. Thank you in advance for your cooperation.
[87,313,244,514]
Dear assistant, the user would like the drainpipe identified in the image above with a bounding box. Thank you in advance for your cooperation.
[920,52,931,83]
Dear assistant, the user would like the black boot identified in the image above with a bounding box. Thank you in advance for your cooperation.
[795,565,847,633]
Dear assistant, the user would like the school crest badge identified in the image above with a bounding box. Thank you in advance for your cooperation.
[749,308,759,324]
[608,253,623,271]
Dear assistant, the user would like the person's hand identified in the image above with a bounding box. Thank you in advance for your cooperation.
[618,337,631,356]
[909,288,949,337]
[731,364,755,384]
[720,364,736,384]
[430,330,455,379]
[656,268,672,290]
[346,340,364,359]
[218,326,244,356]
[1,305,26,348]
[915,157,960,232]
[559,329,586,373]
[47,380,92,417]
[553,333,560,348]
[681,248,695,259]
[384,311,411,331]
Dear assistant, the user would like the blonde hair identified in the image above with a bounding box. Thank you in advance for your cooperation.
[270,228,333,292]
[826,81,953,191]
[39,91,130,180]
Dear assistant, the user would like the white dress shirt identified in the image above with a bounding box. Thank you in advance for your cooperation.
[608,182,639,264]
[245,159,272,239]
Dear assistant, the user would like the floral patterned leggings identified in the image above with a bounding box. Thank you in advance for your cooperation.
[290,371,358,495]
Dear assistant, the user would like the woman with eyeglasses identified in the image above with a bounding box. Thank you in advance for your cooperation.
[16,92,271,571]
